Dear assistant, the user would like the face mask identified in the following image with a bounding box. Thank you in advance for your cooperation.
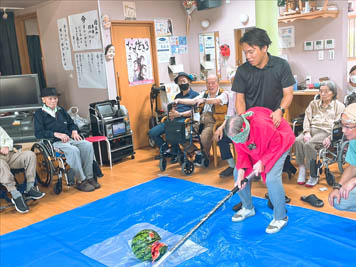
[226,111,254,144]
[179,83,189,91]
[350,75,356,84]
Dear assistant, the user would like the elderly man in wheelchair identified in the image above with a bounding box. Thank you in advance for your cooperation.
[1,127,45,213]
[294,80,345,187]
[34,87,100,192]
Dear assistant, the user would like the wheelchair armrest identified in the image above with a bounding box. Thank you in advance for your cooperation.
[13,144,22,152]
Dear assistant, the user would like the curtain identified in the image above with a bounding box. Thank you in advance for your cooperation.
[0,12,21,75]
[26,35,46,88]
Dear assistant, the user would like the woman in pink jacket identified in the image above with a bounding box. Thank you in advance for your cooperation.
[225,107,295,234]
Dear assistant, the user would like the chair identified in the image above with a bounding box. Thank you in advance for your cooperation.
[85,136,112,169]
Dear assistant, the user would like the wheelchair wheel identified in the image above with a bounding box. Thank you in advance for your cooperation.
[337,140,349,173]
[159,158,167,172]
[182,161,194,176]
[159,143,169,155]
[54,179,62,195]
[31,143,53,187]
[201,157,210,168]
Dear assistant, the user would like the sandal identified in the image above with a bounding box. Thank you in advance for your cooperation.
[300,194,324,208]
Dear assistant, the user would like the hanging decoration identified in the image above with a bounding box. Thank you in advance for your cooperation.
[182,0,197,35]
[220,44,230,66]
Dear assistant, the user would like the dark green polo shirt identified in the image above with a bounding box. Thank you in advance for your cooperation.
[232,53,295,111]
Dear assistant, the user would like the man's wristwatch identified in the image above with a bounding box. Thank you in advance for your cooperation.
[278,107,285,114]
[333,183,342,190]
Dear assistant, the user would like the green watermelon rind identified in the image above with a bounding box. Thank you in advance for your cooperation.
[131,229,162,262]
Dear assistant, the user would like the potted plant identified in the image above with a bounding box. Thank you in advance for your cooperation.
[278,0,286,16]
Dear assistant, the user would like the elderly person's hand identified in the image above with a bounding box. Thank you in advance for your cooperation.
[214,125,224,141]
[174,99,180,104]
[235,169,247,190]
[0,147,9,155]
[54,132,70,143]
[303,132,312,143]
[253,160,264,176]
[71,130,82,141]
[195,98,206,106]
[323,135,331,148]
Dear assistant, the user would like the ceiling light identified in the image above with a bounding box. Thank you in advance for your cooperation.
[2,8,7,20]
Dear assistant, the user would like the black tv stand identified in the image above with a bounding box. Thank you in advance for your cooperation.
[0,109,39,143]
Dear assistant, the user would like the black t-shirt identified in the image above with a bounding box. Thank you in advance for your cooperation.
[232,54,295,111]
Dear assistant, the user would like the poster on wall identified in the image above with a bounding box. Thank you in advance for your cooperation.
[74,52,107,89]
[154,18,173,37]
[125,38,154,86]
[68,10,102,51]
[170,36,188,55]
[123,1,136,20]
[156,37,171,63]
[57,17,73,70]
[278,26,295,49]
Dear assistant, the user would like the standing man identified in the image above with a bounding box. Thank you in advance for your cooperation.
[328,103,356,212]
[232,28,295,126]
[0,126,45,213]
[231,28,295,211]
[149,72,199,162]
[175,74,228,165]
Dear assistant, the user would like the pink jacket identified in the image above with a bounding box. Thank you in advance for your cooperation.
[234,107,295,182]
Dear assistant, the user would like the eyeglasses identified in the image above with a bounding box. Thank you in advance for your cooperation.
[341,124,356,130]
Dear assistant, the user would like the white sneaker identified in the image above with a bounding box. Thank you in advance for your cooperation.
[297,166,306,185]
[231,207,255,222]
[305,176,319,187]
[265,217,288,234]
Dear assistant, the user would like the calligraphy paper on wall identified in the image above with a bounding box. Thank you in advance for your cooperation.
[57,17,73,70]
[74,52,107,89]
[68,10,102,51]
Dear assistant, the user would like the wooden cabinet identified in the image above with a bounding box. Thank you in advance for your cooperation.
[285,90,319,122]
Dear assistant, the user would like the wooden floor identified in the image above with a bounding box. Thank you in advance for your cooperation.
[1,146,355,235]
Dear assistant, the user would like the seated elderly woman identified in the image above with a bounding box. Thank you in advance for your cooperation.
[34,87,100,192]
[295,80,345,187]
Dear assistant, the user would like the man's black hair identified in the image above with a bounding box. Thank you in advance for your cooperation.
[350,65,356,74]
[239,28,272,49]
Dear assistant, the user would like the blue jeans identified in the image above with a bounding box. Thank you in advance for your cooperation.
[53,139,94,182]
[333,187,356,212]
[234,150,289,220]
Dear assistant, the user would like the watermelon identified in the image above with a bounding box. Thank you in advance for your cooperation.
[131,229,168,262]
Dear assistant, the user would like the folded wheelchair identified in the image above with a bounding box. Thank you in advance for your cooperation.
[158,105,209,176]
[309,121,349,186]
[31,140,76,194]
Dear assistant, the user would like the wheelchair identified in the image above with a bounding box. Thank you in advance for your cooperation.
[309,121,349,186]
[158,105,209,176]
[31,139,76,195]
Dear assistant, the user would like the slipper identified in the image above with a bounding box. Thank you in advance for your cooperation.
[265,193,291,203]
[300,194,324,208]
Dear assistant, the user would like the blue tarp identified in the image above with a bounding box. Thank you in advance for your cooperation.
[1,177,356,266]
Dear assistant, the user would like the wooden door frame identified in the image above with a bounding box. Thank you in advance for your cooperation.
[110,21,159,99]
[234,29,243,67]
[14,12,47,79]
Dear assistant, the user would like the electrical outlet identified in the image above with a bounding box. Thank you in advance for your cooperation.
[328,50,335,60]
[318,50,324,61]
[306,75,312,84]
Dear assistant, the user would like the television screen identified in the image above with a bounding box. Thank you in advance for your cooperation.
[112,122,126,136]
[0,74,42,113]
[96,103,115,118]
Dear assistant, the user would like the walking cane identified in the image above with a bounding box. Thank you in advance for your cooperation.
[153,172,256,266]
